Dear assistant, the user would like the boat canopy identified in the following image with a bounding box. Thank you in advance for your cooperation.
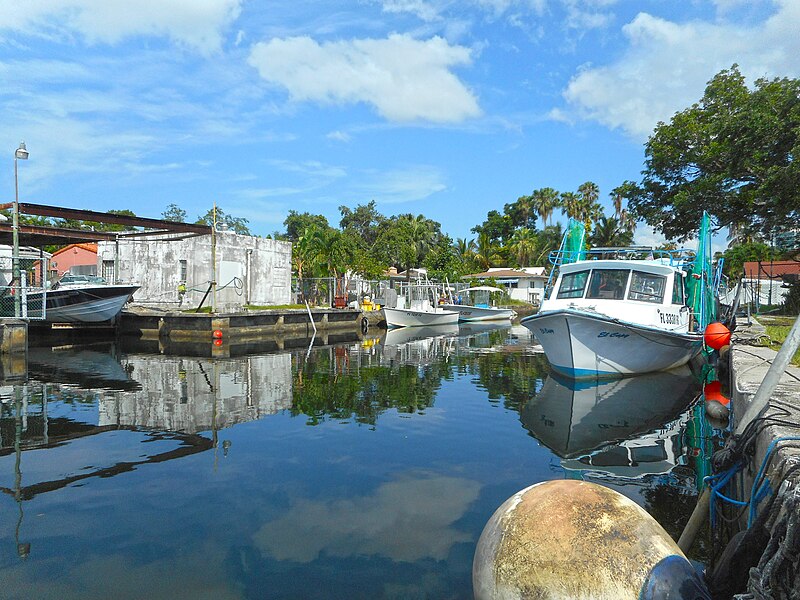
[461,286,505,293]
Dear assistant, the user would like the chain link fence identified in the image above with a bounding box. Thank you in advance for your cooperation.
[0,256,49,319]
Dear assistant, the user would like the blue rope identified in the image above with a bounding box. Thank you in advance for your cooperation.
[747,436,800,527]
[705,463,744,527]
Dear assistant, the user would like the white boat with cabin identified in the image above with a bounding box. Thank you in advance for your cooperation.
[521,215,718,379]
[382,282,459,328]
[440,286,516,322]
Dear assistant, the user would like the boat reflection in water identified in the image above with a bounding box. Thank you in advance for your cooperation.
[520,367,701,478]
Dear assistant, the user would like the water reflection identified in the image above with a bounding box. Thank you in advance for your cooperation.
[520,368,699,474]
[0,323,708,598]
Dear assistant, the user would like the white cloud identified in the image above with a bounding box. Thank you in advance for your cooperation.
[326,130,352,142]
[560,1,800,139]
[381,0,443,22]
[356,165,448,203]
[0,0,242,53]
[247,33,481,123]
[253,474,480,562]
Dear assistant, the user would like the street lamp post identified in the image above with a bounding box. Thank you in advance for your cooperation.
[13,142,29,318]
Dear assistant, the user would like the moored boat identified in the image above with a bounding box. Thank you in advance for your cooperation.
[382,281,459,328]
[4,274,140,323]
[440,286,516,322]
[521,214,718,379]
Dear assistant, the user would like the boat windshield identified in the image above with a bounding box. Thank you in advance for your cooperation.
[628,270,667,304]
[556,270,589,299]
[586,269,629,300]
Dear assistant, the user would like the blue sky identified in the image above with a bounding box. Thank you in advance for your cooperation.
[2,1,798,247]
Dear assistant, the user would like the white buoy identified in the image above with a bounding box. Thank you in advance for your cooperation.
[473,480,690,599]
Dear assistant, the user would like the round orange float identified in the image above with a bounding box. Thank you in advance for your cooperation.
[704,322,731,350]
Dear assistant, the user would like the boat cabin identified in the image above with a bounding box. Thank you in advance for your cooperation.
[550,260,685,305]
[544,259,692,331]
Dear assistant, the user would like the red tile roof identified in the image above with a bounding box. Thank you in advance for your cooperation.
[743,260,800,279]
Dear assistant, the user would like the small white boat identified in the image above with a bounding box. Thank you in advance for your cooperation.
[383,306,459,328]
[382,281,459,328]
[440,286,516,322]
[521,214,718,379]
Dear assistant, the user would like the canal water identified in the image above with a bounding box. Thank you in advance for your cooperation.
[1,323,707,599]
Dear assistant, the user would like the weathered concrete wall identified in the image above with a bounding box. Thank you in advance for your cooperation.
[97,232,292,310]
[98,353,292,433]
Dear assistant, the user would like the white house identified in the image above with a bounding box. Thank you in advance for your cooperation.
[97,231,292,310]
[464,267,548,305]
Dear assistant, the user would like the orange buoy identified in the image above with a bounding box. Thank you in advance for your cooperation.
[213,338,223,347]
[703,380,730,406]
[212,329,223,339]
[704,322,730,350]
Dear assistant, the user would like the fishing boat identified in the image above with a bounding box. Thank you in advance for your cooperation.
[382,282,458,328]
[440,286,516,322]
[11,274,139,323]
[521,213,718,379]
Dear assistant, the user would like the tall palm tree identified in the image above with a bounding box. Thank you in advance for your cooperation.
[532,187,560,227]
[578,181,599,206]
[514,194,534,229]
[508,227,539,267]
[560,191,581,220]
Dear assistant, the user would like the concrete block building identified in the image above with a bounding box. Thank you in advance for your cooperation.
[98,231,292,310]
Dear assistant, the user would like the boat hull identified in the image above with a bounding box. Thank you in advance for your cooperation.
[26,285,139,323]
[439,304,516,322]
[521,309,702,379]
[383,307,459,328]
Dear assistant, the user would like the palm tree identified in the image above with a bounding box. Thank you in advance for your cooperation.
[578,181,599,207]
[588,217,634,248]
[535,224,564,266]
[508,228,539,267]
[560,192,581,220]
[532,187,560,227]
[514,194,534,229]
[474,231,501,271]
[454,237,476,264]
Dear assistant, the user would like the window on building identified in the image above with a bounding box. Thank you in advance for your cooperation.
[179,260,187,282]
[102,260,114,282]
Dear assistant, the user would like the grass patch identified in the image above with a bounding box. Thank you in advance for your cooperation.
[759,315,800,366]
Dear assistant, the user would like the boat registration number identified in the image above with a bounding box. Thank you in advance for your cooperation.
[659,312,680,325]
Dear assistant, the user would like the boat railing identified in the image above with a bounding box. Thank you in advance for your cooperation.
[548,247,696,267]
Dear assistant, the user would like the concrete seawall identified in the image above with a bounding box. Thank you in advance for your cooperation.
[723,318,800,596]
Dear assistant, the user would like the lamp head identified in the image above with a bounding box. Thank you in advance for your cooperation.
[15,142,28,160]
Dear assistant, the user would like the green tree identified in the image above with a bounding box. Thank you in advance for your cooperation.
[424,235,466,281]
[588,217,634,248]
[532,187,560,227]
[628,65,800,240]
[162,203,187,223]
[472,210,514,246]
[721,241,780,278]
[284,211,329,242]
[339,200,385,248]
[196,207,251,235]
[508,227,539,267]
[474,231,502,271]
